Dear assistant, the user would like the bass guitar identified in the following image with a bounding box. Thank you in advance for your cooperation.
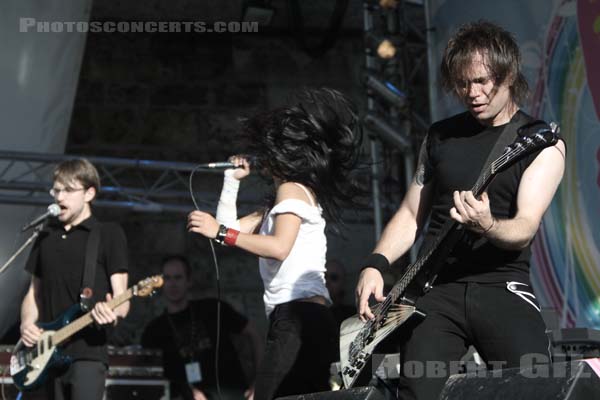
[10,275,163,391]
[339,122,559,388]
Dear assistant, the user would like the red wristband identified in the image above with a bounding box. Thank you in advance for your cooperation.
[224,228,240,246]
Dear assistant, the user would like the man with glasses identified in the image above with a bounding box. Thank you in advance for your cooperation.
[19,158,129,400]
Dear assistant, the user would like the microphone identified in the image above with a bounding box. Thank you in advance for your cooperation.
[199,156,256,169]
[22,204,61,232]
[206,162,239,169]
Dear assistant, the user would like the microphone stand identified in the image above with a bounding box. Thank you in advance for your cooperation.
[0,223,44,275]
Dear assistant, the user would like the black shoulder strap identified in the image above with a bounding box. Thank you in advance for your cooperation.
[480,110,533,171]
[81,224,101,310]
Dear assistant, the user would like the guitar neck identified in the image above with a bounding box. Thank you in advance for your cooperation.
[386,166,496,305]
[52,288,134,346]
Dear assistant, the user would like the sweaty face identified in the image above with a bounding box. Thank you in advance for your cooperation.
[455,52,516,126]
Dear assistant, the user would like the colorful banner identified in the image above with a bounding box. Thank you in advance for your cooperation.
[426,0,600,328]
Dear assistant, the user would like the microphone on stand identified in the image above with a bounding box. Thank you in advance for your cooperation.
[21,204,61,232]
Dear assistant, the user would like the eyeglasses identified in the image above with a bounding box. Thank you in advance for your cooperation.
[49,187,86,197]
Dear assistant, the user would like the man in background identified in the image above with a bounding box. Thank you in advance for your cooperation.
[142,255,262,400]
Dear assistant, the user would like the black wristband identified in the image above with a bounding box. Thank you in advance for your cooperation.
[360,253,390,273]
[214,224,228,245]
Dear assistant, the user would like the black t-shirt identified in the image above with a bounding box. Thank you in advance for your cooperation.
[25,216,128,364]
[421,111,543,283]
[141,299,249,396]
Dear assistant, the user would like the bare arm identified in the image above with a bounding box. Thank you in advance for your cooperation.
[20,277,43,346]
[216,156,264,234]
[451,140,566,249]
[234,212,301,261]
[373,179,434,263]
[110,272,130,318]
[487,141,565,248]
[189,182,307,261]
[90,272,129,325]
[238,211,264,234]
[356,136,435,320]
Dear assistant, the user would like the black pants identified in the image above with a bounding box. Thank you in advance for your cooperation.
[397,281,551,400]
[254,301,338,400]
[45,360,107,400]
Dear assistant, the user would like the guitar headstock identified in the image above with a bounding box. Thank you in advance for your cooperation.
[133,275,164,297]
[491,120,559,175]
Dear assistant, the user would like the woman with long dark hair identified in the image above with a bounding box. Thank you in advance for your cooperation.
[187,88,362,400]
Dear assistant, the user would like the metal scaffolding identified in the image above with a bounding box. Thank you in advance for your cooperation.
[0,150,377,224]
[0,150,256,214]
[361,0,429,247]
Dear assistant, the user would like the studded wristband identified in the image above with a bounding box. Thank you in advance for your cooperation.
[214,224,228,245]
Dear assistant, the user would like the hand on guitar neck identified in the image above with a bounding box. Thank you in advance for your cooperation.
[20,293,128,348]
[90,293,127,327]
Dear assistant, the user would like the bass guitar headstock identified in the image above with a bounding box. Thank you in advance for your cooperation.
[133,275,164,297]
[491,120,559,175]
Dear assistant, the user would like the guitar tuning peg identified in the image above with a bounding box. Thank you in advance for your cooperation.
[550,122,560,134]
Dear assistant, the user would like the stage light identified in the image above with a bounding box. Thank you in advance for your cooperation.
[365,74,407,108]
[364,112,411,151]
[379,0,398,9]
[365,32,397,59]
[242,1,275,26]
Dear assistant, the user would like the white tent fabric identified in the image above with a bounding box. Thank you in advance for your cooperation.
[0,0,92,337]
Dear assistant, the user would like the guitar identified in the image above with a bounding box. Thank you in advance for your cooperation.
[339,121,560,388]
[10,275,164,391]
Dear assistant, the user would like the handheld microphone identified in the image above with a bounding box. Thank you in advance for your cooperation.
[200,156,256,169]
[206,161,238,169]
[21,204,61,232]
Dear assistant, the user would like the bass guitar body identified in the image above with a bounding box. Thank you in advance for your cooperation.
[11,304,82,391]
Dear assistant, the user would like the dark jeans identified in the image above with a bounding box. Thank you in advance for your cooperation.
[397,281,551,400]
[45,360,107,400]
[254,301,338,400]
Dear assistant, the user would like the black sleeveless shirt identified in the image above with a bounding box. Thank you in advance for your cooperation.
[421,111,543,283]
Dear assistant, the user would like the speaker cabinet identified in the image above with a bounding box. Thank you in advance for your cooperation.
[439,359,600,400]
[276,386,385,400]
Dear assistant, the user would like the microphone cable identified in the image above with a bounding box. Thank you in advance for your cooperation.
[188,165,223,400]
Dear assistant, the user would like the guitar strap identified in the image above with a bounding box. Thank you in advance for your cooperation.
[81,223,101,311]
[480,110,533,173]
[423,110,548,289]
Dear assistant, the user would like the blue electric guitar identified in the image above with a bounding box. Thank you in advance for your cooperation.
[10,275,163,391]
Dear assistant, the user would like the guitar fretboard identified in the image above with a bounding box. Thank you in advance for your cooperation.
[375,142,529,323]
[51,287,135,346]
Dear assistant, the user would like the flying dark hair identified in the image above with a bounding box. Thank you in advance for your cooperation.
[241,88,363,223]
[440,20,529,105]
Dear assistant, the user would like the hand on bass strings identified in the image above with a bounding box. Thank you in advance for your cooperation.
[20,322,43,347]
[355,267,386,322]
